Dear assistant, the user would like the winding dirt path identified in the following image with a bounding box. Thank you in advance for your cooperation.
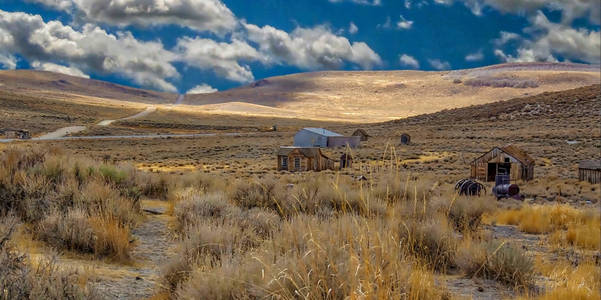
[91,200,174,299]
[97,106,157,126]
[35,125,88,140]
[25,106,157,141]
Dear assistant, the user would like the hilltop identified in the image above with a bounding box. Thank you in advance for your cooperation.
[185,62,600,122]
[0,62,598,124]
[0,70,177,104]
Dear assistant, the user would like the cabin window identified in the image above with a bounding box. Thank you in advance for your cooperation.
[294,157,301,170]
[504,158,510,163]
[281,157,288,169]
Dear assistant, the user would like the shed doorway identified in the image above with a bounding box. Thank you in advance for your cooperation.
[487,162,511,181]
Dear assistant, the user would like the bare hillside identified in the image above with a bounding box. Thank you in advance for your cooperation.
[186,62,599,122]
[387,84,601,125]
[0,70,177,104]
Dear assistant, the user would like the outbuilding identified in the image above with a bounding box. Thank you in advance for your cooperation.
[277,146,335,172]
[578,160,601,184]
[352,129,370,142]
[470,144,534,182]
[293,128,360,148]
[0,129,31,139]
[400,133,411,145]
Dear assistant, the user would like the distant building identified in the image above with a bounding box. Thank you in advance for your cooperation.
[578,160,601,184]
[352,129,370,142]
[293,128,360,148]
[471,144,534,182]
[0,129,31,139]
[400,133,411,145]
[277,147,335,172]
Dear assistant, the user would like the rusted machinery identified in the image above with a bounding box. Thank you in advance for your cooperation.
[492,174,520,200]
[455,178,486,196]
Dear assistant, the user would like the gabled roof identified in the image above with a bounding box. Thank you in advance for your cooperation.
[352,129,370,136]
[472,144,534,166]
[500,144,534,165]
[579,160,601,170]
[278,146,330,159]
[301,128,342,137]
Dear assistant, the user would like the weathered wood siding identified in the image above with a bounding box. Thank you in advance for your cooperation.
[277,151,334,172]
[579,168,601,184]
[471,147,534,181]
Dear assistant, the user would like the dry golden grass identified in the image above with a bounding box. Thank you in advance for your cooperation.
[491,204,600,250]
[89,217,132,262]
[518,258,600,300]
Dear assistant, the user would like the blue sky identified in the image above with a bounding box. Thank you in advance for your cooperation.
[0,0,599,94]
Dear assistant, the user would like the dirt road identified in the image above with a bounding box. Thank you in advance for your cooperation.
[97,106,157,126]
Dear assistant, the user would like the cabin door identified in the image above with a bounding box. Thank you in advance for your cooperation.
[487,163,511,181]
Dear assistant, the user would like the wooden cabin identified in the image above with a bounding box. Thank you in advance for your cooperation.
[0,129,31,139]
[578,160,601,184]
[471,145,534,182]
[277,147,335,172]
[352,129,370,142]
[400,133,411,145]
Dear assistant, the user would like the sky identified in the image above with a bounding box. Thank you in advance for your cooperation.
[0,0,599,94]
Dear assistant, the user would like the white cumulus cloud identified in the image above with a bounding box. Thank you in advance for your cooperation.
[428,58,451,70]
[397,15,413,30]
[27,0,238,35]
[0,9,179,92]
[328,0,381,5]
[399,54,420,68]
[26,0,73,10]
[31,61,89,78]
[187,83,217,94]
[244,23,382,70]
[465,50,484,61]
[495,12,600,64]
[175,37,262,83]
[435,0,600,24]
[349,22,358,34]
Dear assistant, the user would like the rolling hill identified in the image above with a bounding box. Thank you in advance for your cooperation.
[0,62,598,123]
[0,70,177,104]
[185,62,600,122]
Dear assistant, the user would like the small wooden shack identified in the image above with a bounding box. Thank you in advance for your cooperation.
[578,160,601,184]
[400,133,411,145]
[0,129,31,139]
[352,129,370,142]
[277,147,335,172]
[340,153,353,169]
[471,144,534,182]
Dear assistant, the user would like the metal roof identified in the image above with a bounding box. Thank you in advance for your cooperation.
[301,128,342,137]
[579,160,601,170]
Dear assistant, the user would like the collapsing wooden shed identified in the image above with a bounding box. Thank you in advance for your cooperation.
[352,129,370,142]
[277,147,335,172]
[470,145,534,182]
[578,160,601,184]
